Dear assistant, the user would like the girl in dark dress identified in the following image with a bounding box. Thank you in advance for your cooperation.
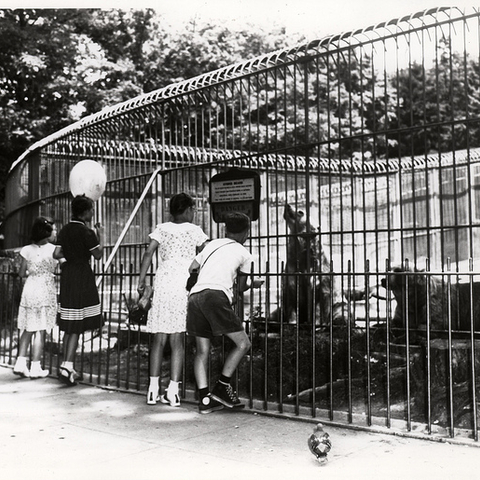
[54,195,104,385]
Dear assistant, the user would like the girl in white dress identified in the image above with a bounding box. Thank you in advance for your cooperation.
[13,217,61,378]
[138,193,208,406]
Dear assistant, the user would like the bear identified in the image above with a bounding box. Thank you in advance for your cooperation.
[268,203,347,326]
[382,265,480,332]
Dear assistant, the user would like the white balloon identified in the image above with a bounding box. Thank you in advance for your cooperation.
[69,160,107,201]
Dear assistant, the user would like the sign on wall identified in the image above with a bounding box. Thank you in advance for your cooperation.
[209,167,261,222]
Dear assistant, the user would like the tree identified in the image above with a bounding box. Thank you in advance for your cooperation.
[393,42,480,156]
[0,9,152,219]
[0,8,304,221]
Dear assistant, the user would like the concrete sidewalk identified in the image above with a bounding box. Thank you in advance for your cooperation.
[0,366,478,480]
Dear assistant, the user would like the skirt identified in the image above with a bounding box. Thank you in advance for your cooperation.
[57,262,103,334]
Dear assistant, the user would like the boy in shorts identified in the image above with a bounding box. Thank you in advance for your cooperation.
[186,212,263,414]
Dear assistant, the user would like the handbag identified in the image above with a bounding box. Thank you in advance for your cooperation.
[128,306,148,325]
[186,241,235,291]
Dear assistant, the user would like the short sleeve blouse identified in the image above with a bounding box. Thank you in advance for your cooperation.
[149,222,208,262]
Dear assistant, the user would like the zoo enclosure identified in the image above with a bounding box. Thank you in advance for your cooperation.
[2,7,480,443]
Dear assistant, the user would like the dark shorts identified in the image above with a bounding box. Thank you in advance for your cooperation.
[187,289,244,339]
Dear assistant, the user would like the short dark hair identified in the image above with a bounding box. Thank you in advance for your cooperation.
[72,195,94,217]
[169,193,194,216]
[31,216,54,242]
[224,212,250,234]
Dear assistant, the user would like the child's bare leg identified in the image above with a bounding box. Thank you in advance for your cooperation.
[31,331,45,362]
[29,331,49,378]
[169,333,184,382]
[149,332,167,377]
[221,330,251,377]
[156,333,185,406]
[210,330,251,408]
[146,333,167,404]
[18,330,33,357]
[195,336,224,413]
[194,336,211,389]
[63,333,80,363]
[13,330,33,375]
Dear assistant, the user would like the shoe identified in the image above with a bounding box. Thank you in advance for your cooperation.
[58,366,77,386]
[146,388,160,405]
[159,389,181,407]
[29,365,49,379]
[199,394,224,414]
[13,365,30,378]
[211,382,245,409]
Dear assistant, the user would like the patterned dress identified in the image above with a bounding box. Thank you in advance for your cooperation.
[17,243,58,332]
[147,222,208,334]
[57,219,103,334]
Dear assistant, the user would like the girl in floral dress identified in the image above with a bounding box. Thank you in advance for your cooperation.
[14,217,61,379]
[138,193,208,406]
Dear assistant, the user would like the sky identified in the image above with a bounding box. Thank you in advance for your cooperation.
[153,0,459,38]
[1,1,474,40]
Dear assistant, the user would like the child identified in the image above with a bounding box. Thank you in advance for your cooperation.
[186,212,263,414]
[138,193,208,406]
[54,195,104,385]
[13,217,60,378]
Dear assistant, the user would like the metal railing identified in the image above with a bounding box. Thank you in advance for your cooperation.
[2,247,480,444]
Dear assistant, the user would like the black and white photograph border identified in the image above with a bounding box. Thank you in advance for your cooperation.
[0,1,478,479]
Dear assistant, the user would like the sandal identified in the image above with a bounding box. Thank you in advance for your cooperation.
[159,393,180,407]
[58,366,77,386]
[13,365,30,378]
[146,388,160,405]
[159,385,181,407]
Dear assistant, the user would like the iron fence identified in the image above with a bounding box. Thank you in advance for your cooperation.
[2,7,480,443]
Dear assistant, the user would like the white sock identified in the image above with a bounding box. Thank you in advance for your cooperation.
[14,356,28,368]
[149,376,159,390]
[30,361,41,369]
[168,380,180,394]
[63,361,74,371]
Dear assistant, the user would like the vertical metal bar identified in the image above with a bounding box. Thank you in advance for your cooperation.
[1,270,8,364]
[468,258,478,440]
[329,260,334,421]
[385,258,391,428]
[295,271,300,416]
[405,259,411,431]
[279,260,285,414]
[114,262,121,389]
[309,268,316,418]
[347,260,353,423]
[395,35,405,264]
[446,260,455,437]
[407,30,418,267]
[365,260,372,426]
[461,21,476,441]
[11,267,19,366]
[104,262,115,385]
[434,20,446,267]
[425,258,432,434]
[125,264,132,390]
[262,263,269,412]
